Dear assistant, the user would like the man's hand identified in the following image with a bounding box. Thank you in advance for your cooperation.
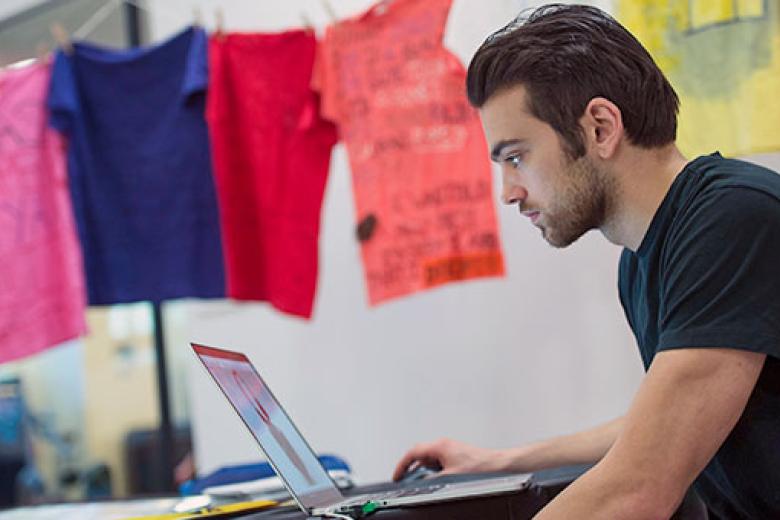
[393,416,625,482]
[392,438,506,481]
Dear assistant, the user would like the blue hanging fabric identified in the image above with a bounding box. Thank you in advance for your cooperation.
[47,26,225,305]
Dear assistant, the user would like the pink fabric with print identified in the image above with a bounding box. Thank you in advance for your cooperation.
[314,0,505,305]
[0,60,87,363]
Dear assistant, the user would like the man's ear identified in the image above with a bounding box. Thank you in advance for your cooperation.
[581,97,624,159]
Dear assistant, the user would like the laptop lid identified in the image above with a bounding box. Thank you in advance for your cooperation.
[191,343,343,511]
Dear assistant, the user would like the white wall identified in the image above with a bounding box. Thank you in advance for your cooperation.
[146,0,643,483]
[0,0,45,21]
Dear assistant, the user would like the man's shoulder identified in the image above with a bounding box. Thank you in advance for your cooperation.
[686,154,780,203]
[673,154,780,230]
[655,155,780,282]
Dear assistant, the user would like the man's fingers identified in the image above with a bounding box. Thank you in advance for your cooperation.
[437,467,454,477]
[392,444,442,481]
[393,449,421,481]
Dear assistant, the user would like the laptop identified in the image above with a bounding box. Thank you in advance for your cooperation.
[191,343,532,517]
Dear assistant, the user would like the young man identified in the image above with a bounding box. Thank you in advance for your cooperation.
[393,5,780,519]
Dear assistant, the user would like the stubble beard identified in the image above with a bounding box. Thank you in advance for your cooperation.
[540,155,614,248]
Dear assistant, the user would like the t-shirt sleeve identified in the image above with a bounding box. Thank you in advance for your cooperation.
[618,250,638,335]
[658,186,780,359]
[47,50,78,133]
[181,27,208,98]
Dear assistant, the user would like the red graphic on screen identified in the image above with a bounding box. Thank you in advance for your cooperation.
[230,369,316,485]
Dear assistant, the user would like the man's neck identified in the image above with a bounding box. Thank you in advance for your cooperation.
[600,143,690,252]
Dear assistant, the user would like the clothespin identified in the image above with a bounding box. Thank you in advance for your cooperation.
[300,12,314,31]
[192,6,203,27]
[373,0,392,16]
[321,0,338,22]
[214,7,225,38]
[35,41,49,62]
[50,22,73,55]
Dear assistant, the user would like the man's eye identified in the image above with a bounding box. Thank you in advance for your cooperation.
[507,155,523,168]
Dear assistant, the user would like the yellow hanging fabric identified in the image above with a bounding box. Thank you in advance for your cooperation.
[617,0,780,157]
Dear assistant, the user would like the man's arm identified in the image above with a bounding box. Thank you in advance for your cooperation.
[392,416,623,480]
[534,347,766,520]
[503,416,624,472]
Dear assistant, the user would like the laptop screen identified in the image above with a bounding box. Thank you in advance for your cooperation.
[192,343,343,510]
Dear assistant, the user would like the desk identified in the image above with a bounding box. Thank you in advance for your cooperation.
[0,465,707,519]
[237,465,706,519]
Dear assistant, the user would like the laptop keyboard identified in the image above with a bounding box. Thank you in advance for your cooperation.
[366,483,445,501]
[396,484,445,497]
[338,483,448,508]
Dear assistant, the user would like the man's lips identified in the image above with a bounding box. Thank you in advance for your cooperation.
[522,210,540,224]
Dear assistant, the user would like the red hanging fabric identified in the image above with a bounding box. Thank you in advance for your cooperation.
[207,31,337,318]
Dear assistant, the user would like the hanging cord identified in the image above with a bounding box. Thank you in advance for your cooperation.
[321,0,338,22]
[49,22,73,54]
[2,58,35,70]
[214,7,225,38]
[300,12,314,31]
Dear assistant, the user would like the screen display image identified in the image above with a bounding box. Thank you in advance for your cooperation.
[194,345,338,505]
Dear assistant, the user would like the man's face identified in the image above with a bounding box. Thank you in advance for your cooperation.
[480,86,614,248]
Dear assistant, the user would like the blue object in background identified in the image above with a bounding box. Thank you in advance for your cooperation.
[0,379,26,507]
[0,379,24,457]
[180,454,350,496]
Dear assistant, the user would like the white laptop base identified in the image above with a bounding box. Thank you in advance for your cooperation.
[316,474,531,516]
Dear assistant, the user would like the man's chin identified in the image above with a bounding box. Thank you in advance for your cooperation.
[541,227,585,248]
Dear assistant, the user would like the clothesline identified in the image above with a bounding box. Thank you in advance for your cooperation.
[67,0,340,47]
[1,0,503,363]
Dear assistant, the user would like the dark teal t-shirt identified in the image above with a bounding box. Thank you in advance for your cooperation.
[619,152,780,519]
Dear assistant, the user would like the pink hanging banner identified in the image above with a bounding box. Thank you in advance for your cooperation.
[0,60,87,362]
[315,0,505,305]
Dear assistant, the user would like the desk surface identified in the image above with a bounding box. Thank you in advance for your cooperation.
[0,465,707,520]
[241,464,705,520]
[240,465,588,519]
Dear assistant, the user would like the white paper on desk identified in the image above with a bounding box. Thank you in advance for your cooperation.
[0,498,180,520]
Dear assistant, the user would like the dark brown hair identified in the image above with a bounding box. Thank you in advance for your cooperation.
[466,4,679,158]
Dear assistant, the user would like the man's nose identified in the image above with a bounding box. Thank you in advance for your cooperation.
[501,182,527,206]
